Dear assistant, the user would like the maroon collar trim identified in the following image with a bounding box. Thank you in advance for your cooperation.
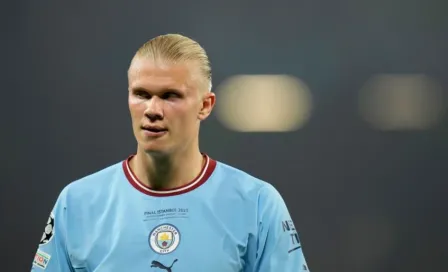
[122,154,216,197]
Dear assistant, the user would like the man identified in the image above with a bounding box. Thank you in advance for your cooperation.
[32,34,310,271]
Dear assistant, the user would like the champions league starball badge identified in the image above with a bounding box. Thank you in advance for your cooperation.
[40,212,55,245]
[149,224,181,254]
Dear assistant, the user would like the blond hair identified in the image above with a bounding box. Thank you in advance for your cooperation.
[133,34,212,91]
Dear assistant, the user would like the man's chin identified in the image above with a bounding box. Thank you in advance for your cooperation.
[139,143,172,156]
[144,149,170,157]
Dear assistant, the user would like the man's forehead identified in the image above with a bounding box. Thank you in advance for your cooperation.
[128,58,201,86]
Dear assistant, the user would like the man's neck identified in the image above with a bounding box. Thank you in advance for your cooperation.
[130,147,205,190]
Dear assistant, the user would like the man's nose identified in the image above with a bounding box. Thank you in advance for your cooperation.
[144,97,164,121]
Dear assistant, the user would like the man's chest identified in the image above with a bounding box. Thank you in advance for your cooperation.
[68,204,254,271]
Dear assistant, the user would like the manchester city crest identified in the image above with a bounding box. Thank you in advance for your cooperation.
[149,224,180,254]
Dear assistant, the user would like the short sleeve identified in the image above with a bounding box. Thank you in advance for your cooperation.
[253,184,310,271]
[31,187,73,271]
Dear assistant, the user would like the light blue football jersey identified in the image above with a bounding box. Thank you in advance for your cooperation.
[32,154,310,271]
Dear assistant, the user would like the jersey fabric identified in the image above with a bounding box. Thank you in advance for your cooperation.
[32,154,310,271]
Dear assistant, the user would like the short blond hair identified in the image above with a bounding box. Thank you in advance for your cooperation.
[133,34,212,91]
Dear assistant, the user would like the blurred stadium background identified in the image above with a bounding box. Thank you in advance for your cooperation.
[1,0,447,271]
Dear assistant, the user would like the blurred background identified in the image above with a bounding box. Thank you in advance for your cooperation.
[1,0,447,271]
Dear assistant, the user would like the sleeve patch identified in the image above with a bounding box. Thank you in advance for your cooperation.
[33,249,51,269]
[282,219,301,253]
[39,212,55,245]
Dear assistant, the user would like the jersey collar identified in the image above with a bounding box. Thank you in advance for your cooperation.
[122,154,216,197]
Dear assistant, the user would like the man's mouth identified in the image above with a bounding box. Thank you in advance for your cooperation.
[141,125,168,135]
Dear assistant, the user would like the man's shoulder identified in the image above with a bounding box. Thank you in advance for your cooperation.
[217,161,282,200]
[214,160,273,192]
[60,159,125,199]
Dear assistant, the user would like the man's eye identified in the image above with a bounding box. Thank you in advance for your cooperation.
[135,91,150,99]
[162,92,180,99]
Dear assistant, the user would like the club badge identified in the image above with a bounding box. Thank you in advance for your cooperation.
[149,224,180,254]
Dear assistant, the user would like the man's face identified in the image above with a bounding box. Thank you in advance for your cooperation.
[127,57,215,155]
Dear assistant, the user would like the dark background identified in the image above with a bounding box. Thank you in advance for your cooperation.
[2,0,447,271]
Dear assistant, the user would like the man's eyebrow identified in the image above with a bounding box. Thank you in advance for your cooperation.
[130,87,184,93]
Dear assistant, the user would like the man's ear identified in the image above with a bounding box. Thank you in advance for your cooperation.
[198,92,216,121]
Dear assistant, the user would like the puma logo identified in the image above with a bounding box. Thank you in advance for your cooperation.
[151,259,178,272]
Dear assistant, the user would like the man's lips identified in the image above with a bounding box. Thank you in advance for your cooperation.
[141,125,168,137]
[141,125,167,132]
